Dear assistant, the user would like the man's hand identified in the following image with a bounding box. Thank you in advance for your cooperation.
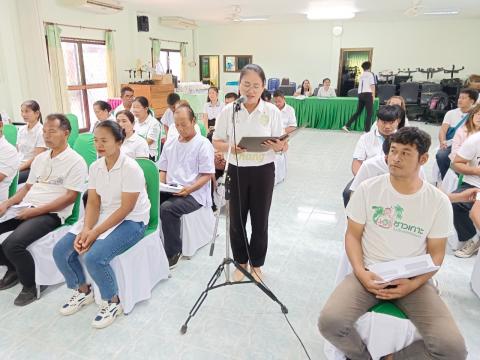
[356,269,388,295]
[174,186,192,197]
[375,278,418,300]
[440,140,448,150]
[74,229,98,254]
[0,202,8,217]
[455,187,480,202]
[16,207,40,220]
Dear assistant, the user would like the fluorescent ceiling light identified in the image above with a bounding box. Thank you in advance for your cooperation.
[233,17,268,22]
[423,10,459,15]
[306,5,356,20]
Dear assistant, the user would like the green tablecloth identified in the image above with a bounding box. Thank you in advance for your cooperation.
[285,97,379,131]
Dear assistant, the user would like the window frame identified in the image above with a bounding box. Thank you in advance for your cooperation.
[151,47,181,78]
[61,37,107,132]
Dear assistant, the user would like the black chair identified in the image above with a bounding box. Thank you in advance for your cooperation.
[377,84,396,104]
[347,88,358,97]
[281,78,290,86]
[277,85,296,96]
[399,82,420,104]
[419,82,442,105]
[313,87,319,96]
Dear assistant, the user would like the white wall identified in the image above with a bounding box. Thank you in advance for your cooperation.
[196,18,480,90]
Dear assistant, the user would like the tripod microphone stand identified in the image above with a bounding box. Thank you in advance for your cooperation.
[180,100,288,335]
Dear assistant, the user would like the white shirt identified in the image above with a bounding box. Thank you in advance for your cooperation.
[121,133,149,159]
[350,154,426,192]
[158,133,215,207]
[213,100,283,167]
[134,115,160,158]
[358,71,376,94]
[279,104,297,129]
[442,108,469,146]
[160,108,174,127]
[456,131,480,187]
[17,122,46,163]
[317,87,337,97]
[203,101,224,120]
[347,174,453,266]
[89,115,115,133]
[24,146,88,223]
[113,104,125,117]
[0,136,20,202]
[352,129,385,161]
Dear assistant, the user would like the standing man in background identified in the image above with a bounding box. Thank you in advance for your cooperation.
[343,61,376,132]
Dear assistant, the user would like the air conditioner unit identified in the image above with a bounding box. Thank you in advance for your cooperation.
[65,0,124,14]
[160,17,198,30]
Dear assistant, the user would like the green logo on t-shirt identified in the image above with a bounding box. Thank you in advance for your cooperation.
[372,204,424,236]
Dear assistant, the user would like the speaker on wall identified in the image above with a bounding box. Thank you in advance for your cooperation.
[137,16,149,32]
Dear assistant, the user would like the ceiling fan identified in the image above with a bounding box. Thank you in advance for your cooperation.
[404,0,425,17]
[225,5,268,22]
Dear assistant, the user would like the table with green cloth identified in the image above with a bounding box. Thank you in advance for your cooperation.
[285,96,379,131]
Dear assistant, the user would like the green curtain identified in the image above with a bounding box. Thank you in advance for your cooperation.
[152,39,162,73]
[45,24,70,113]
[105,31,119,98]
[346,52,369,84]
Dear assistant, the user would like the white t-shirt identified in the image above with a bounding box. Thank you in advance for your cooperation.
[0,136,20,202]
[350,154,426,192]
[456,131,480,187]
[213,100,283,167]
[203,101,224,120]
[352,129,385,161]
[442,108,469,146]
[347,174,453,266]
[160,108,174,127]
[134,115,160,158]
[318,87,337,97]
[158,133,215,207]
[358,71,376,94]
[17,121,46,163]
[24,146,88,223]
[279,104,297,129]
[121,133,149,159]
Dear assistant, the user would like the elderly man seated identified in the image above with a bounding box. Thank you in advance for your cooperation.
[0,114,87,306]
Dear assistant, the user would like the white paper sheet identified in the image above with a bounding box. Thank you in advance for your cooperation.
[159,182,182,194]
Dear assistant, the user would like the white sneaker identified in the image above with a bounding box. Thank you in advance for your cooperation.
[59,290,94,316]
[454,239,480,258]
[342,126,350,132]
[92,301,123,329]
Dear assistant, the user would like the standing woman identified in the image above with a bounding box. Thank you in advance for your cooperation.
[131,96,160,161]
[17,100,47,184]
[213,64,286,282]
[202,86,224,141]
[116,110,149,159]
[53,120,150,328]
[294,79,313,97]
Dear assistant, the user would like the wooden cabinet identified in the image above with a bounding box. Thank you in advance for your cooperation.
[122,83,175,118]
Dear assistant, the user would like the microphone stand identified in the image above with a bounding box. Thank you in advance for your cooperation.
[180,100,288,335]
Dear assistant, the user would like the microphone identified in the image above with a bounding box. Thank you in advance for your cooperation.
[233,96,246,112]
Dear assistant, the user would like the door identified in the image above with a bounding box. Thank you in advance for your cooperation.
[337,48,373,96]
[199,55,220,88]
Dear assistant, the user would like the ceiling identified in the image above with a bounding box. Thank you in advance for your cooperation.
[123,0,480,24]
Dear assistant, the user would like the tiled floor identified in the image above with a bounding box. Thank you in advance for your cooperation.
[1,122,479,360]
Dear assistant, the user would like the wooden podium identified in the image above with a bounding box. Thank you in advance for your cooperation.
[122,83,175,118]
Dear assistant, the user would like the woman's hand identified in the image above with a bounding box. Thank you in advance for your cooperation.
[262,139,287,152]
[231,145,247,154]
[74,229,99,254]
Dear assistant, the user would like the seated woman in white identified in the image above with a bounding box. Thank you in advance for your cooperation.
[17,100,47,184]
[131,96,160,161]
[317,78,337,97]
[0,117,20,202]
[294,79,313,97]
[116,110,149,159]
[90,100,114,132]
[53,120,150,329]
[158,104,215,269]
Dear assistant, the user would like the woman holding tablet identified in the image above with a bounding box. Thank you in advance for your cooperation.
[213,64,287,282]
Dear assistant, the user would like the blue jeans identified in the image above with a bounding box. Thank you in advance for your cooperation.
[53,220,146,301]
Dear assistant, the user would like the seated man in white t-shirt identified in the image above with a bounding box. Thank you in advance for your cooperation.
[436,88,478,179]
[158,104,215,269]
[320,127,467,360]
[0,114,87,306]
[0,117,20,202]
[112,86,135,116]
[451,131,480,258]
[273,90,297,134]
[342,105,400,207]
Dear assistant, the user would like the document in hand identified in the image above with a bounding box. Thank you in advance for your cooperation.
[159,182,183,194]
[368,254,440,284]
[0,203,33,223]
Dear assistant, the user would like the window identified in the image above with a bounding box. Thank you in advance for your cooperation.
[61,37,108,131]
[153,48,182,80]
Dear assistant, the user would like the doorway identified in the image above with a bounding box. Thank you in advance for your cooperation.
[337,48,373,96]
[199,55,220,88]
